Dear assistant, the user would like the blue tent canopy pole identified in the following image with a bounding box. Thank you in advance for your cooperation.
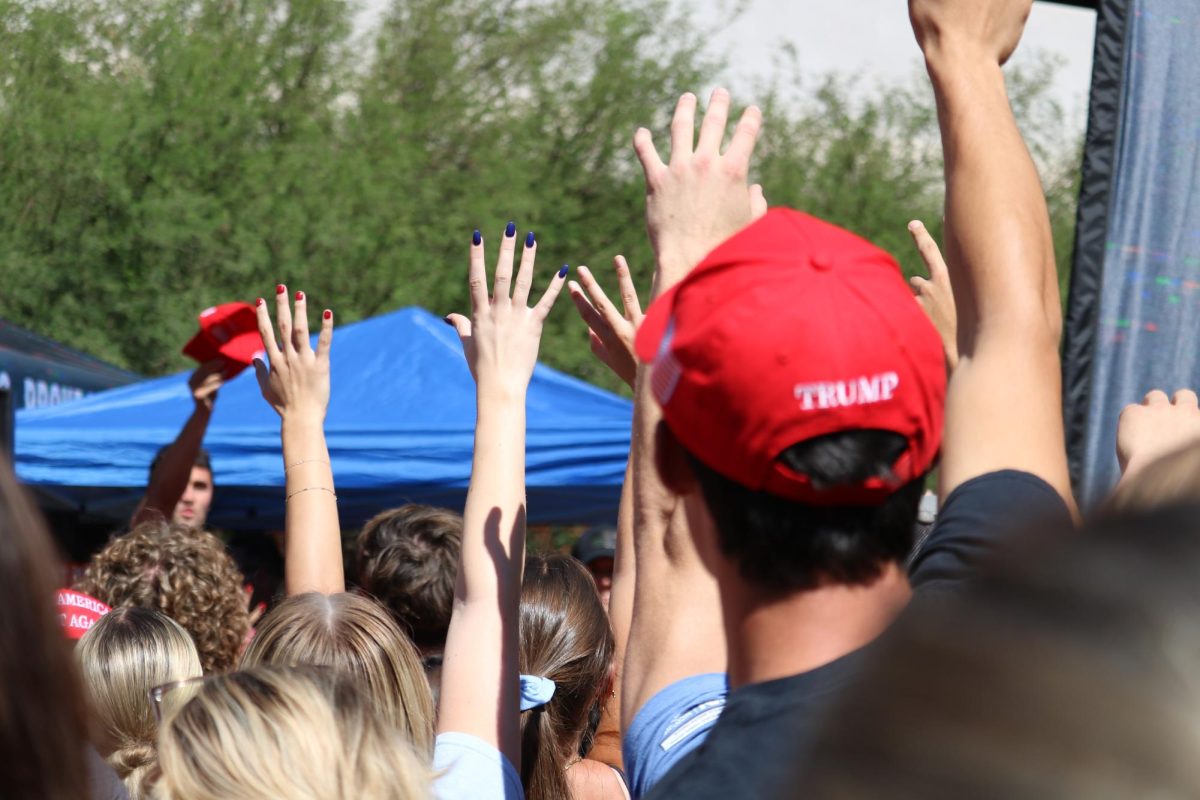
[16,308,632,530]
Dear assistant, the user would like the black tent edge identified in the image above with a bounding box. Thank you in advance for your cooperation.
[1062,0,1128,500]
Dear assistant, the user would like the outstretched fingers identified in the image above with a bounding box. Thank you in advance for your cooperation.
[512,230,537,307]
[668,92,698,165]
[722,105,763,171]
[255,296,284,368]
[575,265,623,328]
[908,220,949,285]
[696,88,730,156]
[493,221,518,305]
[532,265,570,320]
[633,127,666,187]
[292,290,311,353]
[274,284,295,355]
[613,255,643,321]
[316,308,334,360]
[468,230,489,311]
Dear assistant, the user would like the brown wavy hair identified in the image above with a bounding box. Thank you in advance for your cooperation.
[77,521,249,674]
[355,504,462,650]
[0,455,90,800]
[240,592,435,756]
[519,554,615,800]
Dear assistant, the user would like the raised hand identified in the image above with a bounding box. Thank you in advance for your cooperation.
[188,359,226,412]
[253,285,342,596]
[907,220,958,370]
[633,88,763,294]
[253,287,333,422]
[908,0,1033,66]
[568,256,644,389]
[446,224,568,398]
[1117,390,1200,479]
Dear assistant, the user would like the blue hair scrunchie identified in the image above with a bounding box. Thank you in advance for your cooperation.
[519,674,557,712]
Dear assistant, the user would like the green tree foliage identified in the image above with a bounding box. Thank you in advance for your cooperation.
[0,0,1082,391]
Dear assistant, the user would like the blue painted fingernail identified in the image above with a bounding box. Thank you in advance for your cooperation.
[525,231,535,248]
[505,221,516,238]
[472,229,481,246]
[443,316,454,326]
[558,264,569,278]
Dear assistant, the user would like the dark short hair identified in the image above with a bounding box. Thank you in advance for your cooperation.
[148,447,212,483]
[686,429,924,594]
[354,505,462,650]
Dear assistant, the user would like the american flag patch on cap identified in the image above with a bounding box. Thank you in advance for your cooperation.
[650,318,681,405]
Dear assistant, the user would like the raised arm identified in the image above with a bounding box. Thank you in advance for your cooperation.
[909,0,1073,507]
[439,225,567,765]
[567,256,643,768]
[620,89,764,726]
[253,287,342,595]
[132,360,224,528]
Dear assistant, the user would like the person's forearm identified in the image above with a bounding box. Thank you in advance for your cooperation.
[926,53,1059,350]
[591,459,635,768]
[438,394,527,761]
[133,404,212,526]
[282,417,343,595]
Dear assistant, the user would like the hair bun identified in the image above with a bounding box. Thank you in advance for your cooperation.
[111,742,156,777]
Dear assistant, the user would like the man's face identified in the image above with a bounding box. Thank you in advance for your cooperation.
[173,466,214,529]
[587,557,614,612]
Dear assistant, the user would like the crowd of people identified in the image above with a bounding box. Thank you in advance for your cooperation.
[6,1,1200,797]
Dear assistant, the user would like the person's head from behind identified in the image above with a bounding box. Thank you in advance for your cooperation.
[77,607,201,799]
[76,520,249,674]
[239,591,434,756]
[634,209,945,596]
[148,447,214,529]
[154,665,429,800]
[518,553,615,800]
[801,503,1200,797]
[0,456,91,800]
[355,504,462,697]
[572,526,616,611]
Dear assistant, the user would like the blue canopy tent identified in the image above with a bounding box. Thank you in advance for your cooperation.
[16,308,632,530]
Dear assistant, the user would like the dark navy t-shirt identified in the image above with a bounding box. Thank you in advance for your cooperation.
[632,470,1072,800]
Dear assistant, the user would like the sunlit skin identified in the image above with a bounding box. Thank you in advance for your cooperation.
[173,466,214,529]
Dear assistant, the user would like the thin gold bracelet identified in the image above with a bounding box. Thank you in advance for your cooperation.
[284,458,331,473]
[286,486,337,502]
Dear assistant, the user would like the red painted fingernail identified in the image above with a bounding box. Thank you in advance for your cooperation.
[323,310,332,320]
[276,284,285,294]
[256,298,265,306]
[295,291,304,301]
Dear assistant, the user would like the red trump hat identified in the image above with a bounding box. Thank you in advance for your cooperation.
[635,208,946,506]
[56,589,110,640]
[182,302,264,378]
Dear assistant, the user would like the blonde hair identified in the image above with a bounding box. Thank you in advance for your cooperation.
[76,521,250,674]
[240,592,434,756]
[77,607,201,799]
[154,666,430,800]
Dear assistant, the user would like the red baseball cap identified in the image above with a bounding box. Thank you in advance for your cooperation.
[635,208,946,506]
[56,589,110,640]
[182,302,264,378]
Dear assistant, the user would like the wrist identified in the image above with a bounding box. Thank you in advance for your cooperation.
[281,414,326,438]
[475,380,528,408]
[922,45,1003,87]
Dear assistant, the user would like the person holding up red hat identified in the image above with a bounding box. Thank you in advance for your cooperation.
[131,302,264,531]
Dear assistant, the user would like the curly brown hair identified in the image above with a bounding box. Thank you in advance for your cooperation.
[76,522,249,674]
[355,504,462,650]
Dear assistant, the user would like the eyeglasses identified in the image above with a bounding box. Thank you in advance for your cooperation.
[148,675,211,723]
